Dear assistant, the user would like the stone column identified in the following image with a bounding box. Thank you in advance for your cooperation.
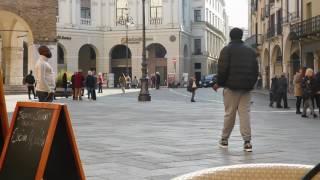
[1,47,24,85]
[72,0,77,25]
[314,53,319,72]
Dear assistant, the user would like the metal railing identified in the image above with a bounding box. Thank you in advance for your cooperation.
[290,15,320,38]
[267,23,282,38]
[282,12,300,24]
[150,17,162,25]
[80,18,91,25]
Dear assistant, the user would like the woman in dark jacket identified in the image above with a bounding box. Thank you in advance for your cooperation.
[301,68,317,118]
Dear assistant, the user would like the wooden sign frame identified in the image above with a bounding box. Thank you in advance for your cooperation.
[0,70,9,152]
[0,102,85,180]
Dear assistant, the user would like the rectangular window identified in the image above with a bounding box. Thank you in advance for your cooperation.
[116,0,128,25]
[194,39,201,55]
[307,2,312,19]
[80,0,91,19]
[194,63,202,69]
[150,0,162,24]
[194,10,201,22]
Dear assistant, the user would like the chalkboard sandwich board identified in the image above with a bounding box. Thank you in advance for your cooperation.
[0,70,9,154]
[0,102,85,180]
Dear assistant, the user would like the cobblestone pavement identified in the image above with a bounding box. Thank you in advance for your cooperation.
[4,88,320,180]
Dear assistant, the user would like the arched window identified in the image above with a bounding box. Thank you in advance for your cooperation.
[150,0,162,24]
[116,0,128,24]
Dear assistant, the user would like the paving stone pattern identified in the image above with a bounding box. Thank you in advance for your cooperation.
[6,88,320,179]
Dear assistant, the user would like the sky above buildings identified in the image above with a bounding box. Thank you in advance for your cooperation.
[225,0,248,29]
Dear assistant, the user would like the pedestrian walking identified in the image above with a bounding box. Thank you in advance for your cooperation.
[34,45,55,102]
[187,76,197,102]
[213,28,258,152]
[293,68,306,114]
[276,73,289,109]
[269,75,278,107]
[71,72,76,100]
[98,72,104,93]
[151,74,155,88]
[314,71,320,116]
[24,70,37,100]
[74,70,84,100]
[131,76,139,88]
[62,72,68,98]
[301,68,317,118]
[119,73,126,94]
[126,74,131,89]
[156,72,161,90]
[86,71,95,100]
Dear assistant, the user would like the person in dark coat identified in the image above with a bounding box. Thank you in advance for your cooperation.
[269,75,278,107]
[156,72,161,89]
[301,68,317,118]
[86,71,96,100]
[62,72,68,98]
[276,73,289,109]
[71,72,76,100]
[213,28,258,152]
[25,70,37,100]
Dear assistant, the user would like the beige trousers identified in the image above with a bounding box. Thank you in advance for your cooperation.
[221,88,251,141]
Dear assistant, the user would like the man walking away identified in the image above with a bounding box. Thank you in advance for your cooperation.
[25,70,37,100]
[213,28,258,152]
[276,73,289,109]
[35,46,55,102]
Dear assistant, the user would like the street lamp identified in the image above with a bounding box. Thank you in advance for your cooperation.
[117,13,134,75]
[138,0,151,101]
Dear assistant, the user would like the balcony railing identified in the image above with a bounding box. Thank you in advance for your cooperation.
[282,12,300,24]
[245,34,263,48]
[290,15,320,39]
[80,18,91,25]
[267,23,282,38]
[150,18,162,25]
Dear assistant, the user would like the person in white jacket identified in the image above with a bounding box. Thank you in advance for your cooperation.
[34,45,56,102]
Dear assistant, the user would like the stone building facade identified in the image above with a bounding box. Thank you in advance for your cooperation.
[56,0,228,87]
[248,0,320,90]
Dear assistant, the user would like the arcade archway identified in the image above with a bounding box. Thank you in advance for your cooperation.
[110,44,132,87]
[78,44,97,75]
[146,43,167,85]
[272,45,283,76]
[0,10,34,85]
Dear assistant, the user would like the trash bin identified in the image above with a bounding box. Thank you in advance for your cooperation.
[173,164,320,180]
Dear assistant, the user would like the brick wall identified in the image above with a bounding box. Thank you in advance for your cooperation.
[0,0,57,44]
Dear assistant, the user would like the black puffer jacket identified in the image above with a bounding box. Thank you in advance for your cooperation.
[217,40,259,90]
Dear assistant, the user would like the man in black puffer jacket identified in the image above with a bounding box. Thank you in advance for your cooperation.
[213,28,258,152]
